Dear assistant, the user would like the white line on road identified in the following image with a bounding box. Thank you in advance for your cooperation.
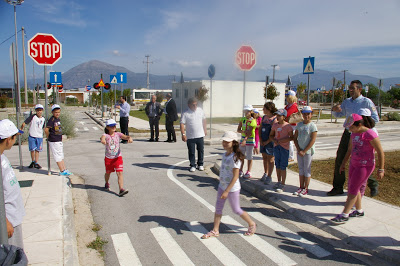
[79,121,85,125]
[74,128,79,132]
[222,216,297,266]
[185,221,245,266]
[315,147,337,150]
[248,212,332,258]
[315,143,335,147]
[92,127,99,131]
[150,227,194,266]
[111,233,142,266]
[83,127,89,131]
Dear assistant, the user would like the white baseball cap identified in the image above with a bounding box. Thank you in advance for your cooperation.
[243,104,253,111]
[35,104,44,109]
[0,119,23,140]
[221,131,238,142]
[106,119,117,126]
[252,108,259,113]
[287,90,296,96]
[301,106,313,113]
[51,104,61,111]
[358,108,371,117]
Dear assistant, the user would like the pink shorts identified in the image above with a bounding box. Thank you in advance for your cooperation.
[348,164,374,196]
[105,156,123,173]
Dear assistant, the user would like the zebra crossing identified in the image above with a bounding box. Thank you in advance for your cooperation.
[314,141,337,150]
[74,120,100,132]
[111,211,331,265]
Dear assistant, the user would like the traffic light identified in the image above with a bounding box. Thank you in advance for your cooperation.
[47,82,51,89]
[104,83,111,90]
[57,83,63,89]
[93,83,100,90]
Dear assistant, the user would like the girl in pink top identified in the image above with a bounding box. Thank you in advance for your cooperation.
[331,110,384,224]
[100,119,133,197]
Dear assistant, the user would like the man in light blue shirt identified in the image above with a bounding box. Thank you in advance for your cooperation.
[116,96,131,143]
[328,80,379,197]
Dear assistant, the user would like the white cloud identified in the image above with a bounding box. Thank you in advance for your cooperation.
[176,60,203,67]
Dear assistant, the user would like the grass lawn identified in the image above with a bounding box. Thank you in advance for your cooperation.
[288,151,400,207]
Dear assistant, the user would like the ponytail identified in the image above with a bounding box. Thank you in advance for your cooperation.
[363,116,375,129]
[232,140,245,162]
[104,127,109,134]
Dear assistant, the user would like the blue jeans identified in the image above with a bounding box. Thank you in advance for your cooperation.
[273,145,289,170]
[187,137,204,167]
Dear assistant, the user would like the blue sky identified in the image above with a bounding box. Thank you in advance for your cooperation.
[1,0,400,86]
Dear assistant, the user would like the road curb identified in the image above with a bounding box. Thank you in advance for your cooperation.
[85,111,105,127]
[211,162,400,264]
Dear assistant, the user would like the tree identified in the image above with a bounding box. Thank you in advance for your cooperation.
[155,91,164,103]
[296,82,306,100]
[196,85,209,102]
[388,87,400,100]
[264,84,279,101]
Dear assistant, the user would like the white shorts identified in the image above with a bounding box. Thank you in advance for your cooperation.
[49,141,64,162]
[239,145,253,161]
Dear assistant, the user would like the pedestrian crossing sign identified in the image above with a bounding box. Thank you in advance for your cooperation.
[303,57,315,74]
[110,75,118,84]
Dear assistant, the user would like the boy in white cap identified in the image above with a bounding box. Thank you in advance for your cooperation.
[45,104,72,176]
[20,104,45,169]
[0,119,25,248]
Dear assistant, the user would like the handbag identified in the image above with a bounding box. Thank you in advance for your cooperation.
[288,111,303,124]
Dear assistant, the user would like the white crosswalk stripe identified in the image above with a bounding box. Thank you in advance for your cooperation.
[111,233,142,266]
[221,216,297,266]
[83,127,89,131]
[74,128,79,132]
[248,212,332,258]
[92,126,99,130]
[150,227,194,266]
[185,221,246,266]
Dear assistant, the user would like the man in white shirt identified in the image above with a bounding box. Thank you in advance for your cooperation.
[180,98,207,172]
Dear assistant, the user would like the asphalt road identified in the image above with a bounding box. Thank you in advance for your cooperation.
[64,110,384,265]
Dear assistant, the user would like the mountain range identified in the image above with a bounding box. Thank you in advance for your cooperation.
[1,60,398,91]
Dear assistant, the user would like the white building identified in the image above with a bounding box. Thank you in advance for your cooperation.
[172,80,286,117]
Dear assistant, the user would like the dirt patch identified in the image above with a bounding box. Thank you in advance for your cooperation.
[288,151,400,206]
[70,174,105,266]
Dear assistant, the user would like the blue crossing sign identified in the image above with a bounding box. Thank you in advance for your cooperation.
[110,75,118,84]
[303,57,315,74]
[50,72,62,84]
[116,72,127,84]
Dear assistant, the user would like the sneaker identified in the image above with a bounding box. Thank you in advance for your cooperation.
[60,170,69,176]
[65,169,73,176]
[276,183,285,193]
[264,176,272,185]
[349,210,364,218]
[299,188,308,197]
[34,163,42,169]
[198,166,204,171]
[243,171,251,179]
[28,162,35,168]
[370,187,379,197]
[331,214,349,224]
[293,188,302,196]
[239,170,244,178]
[105,182,110,191]
[119,188,129,197]
[189,167,196,172]
[273,182,281,190]
[260,173,267,182]
[327,188,344,196]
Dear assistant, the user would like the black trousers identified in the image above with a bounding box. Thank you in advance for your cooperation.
[333,129,378,190]
[187,137,204,167]
[165,115,176,141]
[120,116,129,136]
[149,116,160,140]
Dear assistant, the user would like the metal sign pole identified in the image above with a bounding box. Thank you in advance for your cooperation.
[243,71,246,111]
[0,155,8,245]
[307,74,310,106]
[44,66,51,175]
[114,84,117,121]
[209,78,212,139]
[12,43,23,169]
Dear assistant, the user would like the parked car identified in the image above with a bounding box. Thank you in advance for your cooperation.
[298,100,306,105]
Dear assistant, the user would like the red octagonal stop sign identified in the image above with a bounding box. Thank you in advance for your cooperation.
[236,45,256,71]
[28,33,62,66]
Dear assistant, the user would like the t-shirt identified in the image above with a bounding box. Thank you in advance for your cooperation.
[24,114,45,138]
[271,122,292,150]
[2,154,25,227]
[46,116,62,142]
[180,107,206,139]
[240,117,257,145]
[350,129,378,167]
[219,152,242,192]
[103,132,124,159]
[296,122,318,155]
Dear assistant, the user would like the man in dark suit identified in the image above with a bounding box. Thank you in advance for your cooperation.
[164,93,178,142]
[145,95,163,141]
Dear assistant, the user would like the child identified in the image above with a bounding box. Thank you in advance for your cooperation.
[269,109,293,192]
[236,105,257,179]
[100,119,132,197]
[0,119,25,249]
[260,102,277,185]
[331,109,384,224]
[45,104,72,176]
[293,106,318,197]
[20,104,45,169]
[201,131,256,239]
[253,108,262,155]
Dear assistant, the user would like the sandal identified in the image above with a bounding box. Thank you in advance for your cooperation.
[201,230,219,239]
[244,224,256,236]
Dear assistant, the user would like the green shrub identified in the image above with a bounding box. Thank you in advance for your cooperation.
[384,112,400,121]
[59,107,76,138]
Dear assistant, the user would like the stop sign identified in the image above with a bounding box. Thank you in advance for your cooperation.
[236,45,256,71]
[28,33,62,66]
